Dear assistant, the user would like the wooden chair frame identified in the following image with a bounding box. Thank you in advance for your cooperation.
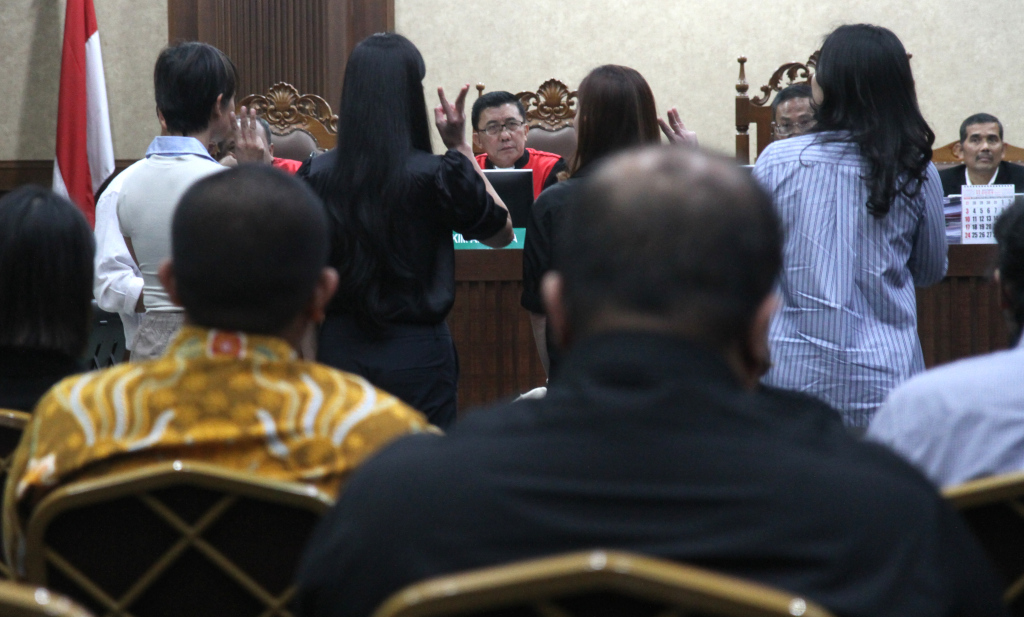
[24,461,331,617]
[735,53,818,164]
[0,581,95,617]
[372,550,834,617]
[238,82,338,151]
[0,409,31,579]
[945,472,1024,606]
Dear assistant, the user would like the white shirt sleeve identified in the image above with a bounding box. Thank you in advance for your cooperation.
[93,170,144,347]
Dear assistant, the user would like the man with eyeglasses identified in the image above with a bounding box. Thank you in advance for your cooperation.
[472,91,568,198]
[771,84,816,140]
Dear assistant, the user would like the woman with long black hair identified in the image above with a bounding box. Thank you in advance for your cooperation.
[301,33,512,429]
[755,24,947,429]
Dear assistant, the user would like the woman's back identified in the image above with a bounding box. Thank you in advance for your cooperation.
[755,133,947,426]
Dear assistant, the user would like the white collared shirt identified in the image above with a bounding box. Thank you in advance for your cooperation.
[965,166,999,185]
[93,160,146,349]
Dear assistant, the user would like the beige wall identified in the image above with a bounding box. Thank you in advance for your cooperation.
[396,0,1024,156]
[0,0,167,160]
[3,1,1023,160]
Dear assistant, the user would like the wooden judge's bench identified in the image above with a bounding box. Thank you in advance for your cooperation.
[449,244,1006,413]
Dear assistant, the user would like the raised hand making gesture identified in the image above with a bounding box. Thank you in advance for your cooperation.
[434,84,471,151]
[659,107,699,147]
[228,105,271,164]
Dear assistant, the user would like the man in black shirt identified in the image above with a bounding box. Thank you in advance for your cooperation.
[940,113,1024,195]
[295,146,1006,617]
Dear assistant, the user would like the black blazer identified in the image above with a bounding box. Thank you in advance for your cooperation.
[939,160,1024,196]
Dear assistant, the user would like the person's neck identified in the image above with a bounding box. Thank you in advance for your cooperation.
[968,166,998,186]
[167,129,214,150]
[182,315,308,354]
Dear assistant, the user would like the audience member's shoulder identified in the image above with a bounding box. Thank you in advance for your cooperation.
[31,363,141,415]
[298,360,432,426]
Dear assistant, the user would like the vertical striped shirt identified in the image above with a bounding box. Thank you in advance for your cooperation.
[754,133,947,427]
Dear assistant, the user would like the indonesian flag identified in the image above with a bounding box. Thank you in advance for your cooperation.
[53,0,114,227]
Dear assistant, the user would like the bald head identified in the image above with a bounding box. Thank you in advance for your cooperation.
[553,146,781,351]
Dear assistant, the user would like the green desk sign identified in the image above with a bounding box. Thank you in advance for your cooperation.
[454,228,525,250]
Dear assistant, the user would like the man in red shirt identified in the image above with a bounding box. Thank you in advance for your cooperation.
[472,91,567,198]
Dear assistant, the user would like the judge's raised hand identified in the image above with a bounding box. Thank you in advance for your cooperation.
[229,106,271,164]
[434,84,470,150]
[659,107,699,147]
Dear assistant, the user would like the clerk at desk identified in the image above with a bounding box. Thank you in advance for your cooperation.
[940,113,1024,195]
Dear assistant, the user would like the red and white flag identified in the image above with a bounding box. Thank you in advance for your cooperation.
[53,0,114,227]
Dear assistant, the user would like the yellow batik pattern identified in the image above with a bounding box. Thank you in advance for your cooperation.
[3,326,433,573]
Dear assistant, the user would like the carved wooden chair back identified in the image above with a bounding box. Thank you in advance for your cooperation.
[372,550,835,617]
[23,461,332,617]
[238,82,339,161]
[0,581,95,617]
[475,80,579,163]
[735,53,817,164]
[932,140,1024,171]
[945,472,1024,614]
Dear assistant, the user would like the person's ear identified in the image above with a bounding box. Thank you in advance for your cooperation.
[471,130,482,152]
[953,142,964,161]
[522,122,530,140]
[209,93,226,123]
[541,272,570,348]
[739,293,780,389]
[157,259,182,308]
[268,142,275,158]
[308,267,340,324]
[156,108,168,135]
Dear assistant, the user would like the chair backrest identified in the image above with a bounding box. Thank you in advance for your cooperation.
[735,53,818,164]
[945,472,1024,613]
[0,408,31,579]
[932,140,1024,171]
[371,550,835,617]
[24,461,332,617]
[238,82,339,161]
[0,581,95,617]
[83,304,127,369]
[475,79,579,164]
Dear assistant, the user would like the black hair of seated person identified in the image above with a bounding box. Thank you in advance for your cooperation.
[0,186,94,357]
[960,112,1004,143]
[555,146,782,351]
[994,197,1024,345]
[171,165,329,334]
[316,32,431,330]
[813,24,934,218]
[770,83,813,120]
[154,41,237,135]
[470,91,527,131]
[570,65,661,176]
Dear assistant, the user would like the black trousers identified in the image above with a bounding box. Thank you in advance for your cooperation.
[317,315,459,429]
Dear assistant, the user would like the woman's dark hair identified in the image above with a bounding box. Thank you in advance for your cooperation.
[570,65,661,175]
[316,33,431,329]
[813,24,934,218]
[995,197,1024,345]
[0,186,94,356]
[155,41,237,135]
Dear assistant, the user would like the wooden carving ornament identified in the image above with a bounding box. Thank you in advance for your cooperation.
[516,79,578,131]
[237,82,338,148]
[737,51,819,107]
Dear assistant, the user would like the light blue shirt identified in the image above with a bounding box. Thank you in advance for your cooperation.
[754,132,948,427]
[867,335,1024,488]
[144,135,217,161]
